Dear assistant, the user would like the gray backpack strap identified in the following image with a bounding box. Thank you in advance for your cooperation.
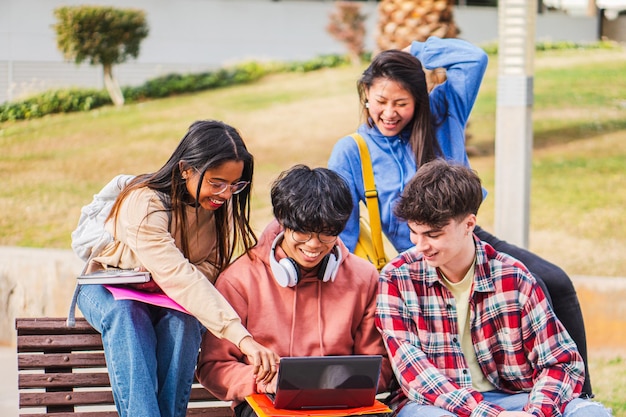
[66,235,112,327]
[66,186,171,327]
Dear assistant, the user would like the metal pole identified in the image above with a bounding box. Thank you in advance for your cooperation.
[494,0,536,248]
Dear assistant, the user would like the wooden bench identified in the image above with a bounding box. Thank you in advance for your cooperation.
[16,317,232,417]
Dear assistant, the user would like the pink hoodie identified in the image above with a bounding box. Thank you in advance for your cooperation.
[196,220,393,406]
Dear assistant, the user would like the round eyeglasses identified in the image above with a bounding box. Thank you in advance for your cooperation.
[193,168,250,195]
[206,179,250,195]
[291,230,338,244]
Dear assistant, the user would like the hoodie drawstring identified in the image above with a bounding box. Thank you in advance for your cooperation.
[289,286,297,357]
[288,281,326,357]
[383,136,406,193]
[317,282,324,356]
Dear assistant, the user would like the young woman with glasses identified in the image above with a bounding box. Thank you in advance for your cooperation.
[76,119,279,417]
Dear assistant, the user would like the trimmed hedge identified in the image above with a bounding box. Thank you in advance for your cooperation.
[0,89,111,122]
[480,39,620,55]
[1,41,619,123]
[0,55,349,122]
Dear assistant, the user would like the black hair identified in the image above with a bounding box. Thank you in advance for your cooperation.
[109,119,256,273]
[271,165,353,236]
[358,49,442,166]
[394,159,483,228]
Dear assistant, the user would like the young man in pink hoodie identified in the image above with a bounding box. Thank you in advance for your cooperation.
[196,164,393,417]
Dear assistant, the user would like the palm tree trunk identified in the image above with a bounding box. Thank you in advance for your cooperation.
[376,0,459,51]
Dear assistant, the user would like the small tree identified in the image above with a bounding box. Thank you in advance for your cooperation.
[53,6,149,106]
[326,2,367,67]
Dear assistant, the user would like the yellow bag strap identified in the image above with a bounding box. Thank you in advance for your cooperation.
[350,133,387,270]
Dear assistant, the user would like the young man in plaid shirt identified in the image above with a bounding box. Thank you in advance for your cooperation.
[375,159,611,417]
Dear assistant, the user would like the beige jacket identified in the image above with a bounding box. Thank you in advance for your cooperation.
[93,187,250,345]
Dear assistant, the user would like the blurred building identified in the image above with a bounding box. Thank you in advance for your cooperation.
[0,0,613,104]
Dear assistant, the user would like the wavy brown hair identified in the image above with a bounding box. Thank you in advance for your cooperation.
[394,159,483,228]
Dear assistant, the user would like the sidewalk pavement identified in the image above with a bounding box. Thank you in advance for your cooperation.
[0,346,18,417]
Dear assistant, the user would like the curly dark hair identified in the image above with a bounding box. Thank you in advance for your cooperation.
[271,165,353,236]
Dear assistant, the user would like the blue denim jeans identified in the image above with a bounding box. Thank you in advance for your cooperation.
[77,284,204,417]
[396,390,612,417]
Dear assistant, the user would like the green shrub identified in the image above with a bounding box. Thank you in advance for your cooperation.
[0,55,350,122]
[480,39,622,55]
[0,89,110,122]
[3,40,614,123]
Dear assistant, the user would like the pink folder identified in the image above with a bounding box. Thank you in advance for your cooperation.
[104,285,190,314]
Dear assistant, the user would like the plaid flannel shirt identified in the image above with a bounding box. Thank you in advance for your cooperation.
[375,236,584,417]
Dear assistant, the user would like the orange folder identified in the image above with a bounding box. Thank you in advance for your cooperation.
[245,393,391,417]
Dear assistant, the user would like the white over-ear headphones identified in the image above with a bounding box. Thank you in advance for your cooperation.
[269,231,342,288]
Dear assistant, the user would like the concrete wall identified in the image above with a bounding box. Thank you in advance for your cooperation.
[0,0,599,104]
[0,247,83,345]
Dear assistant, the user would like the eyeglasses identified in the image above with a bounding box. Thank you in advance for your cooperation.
[192,168,250,195]
[206,179,250,195]
[291,230,338,244]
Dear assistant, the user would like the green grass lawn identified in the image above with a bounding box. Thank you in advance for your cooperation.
[591,353,626,415]
[1,47,625,413]
[3,48,624,276]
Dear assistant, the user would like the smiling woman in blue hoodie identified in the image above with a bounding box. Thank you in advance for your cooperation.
[327,36,593,398]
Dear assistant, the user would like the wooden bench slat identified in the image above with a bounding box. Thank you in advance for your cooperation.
[186,408,232,417]
[19,392,229,414]
[16,318,99,335]
[16,317,232,417]
[19,375,219,401]
[18,334,104,352]
[18,395,227,411]
[19,412,119,417]
[20,391,115,407]
[18,352,107,369]
[19,372,111,388]
[17,405,231,415]
[189,387,220,401]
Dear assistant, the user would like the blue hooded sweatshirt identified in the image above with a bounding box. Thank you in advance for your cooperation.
[328,37,488,253]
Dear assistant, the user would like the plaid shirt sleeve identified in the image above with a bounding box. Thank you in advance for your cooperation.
[508,257,585,415]
[477,243,584,416]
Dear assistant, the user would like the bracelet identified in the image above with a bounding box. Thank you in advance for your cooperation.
[237,335,251,350]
